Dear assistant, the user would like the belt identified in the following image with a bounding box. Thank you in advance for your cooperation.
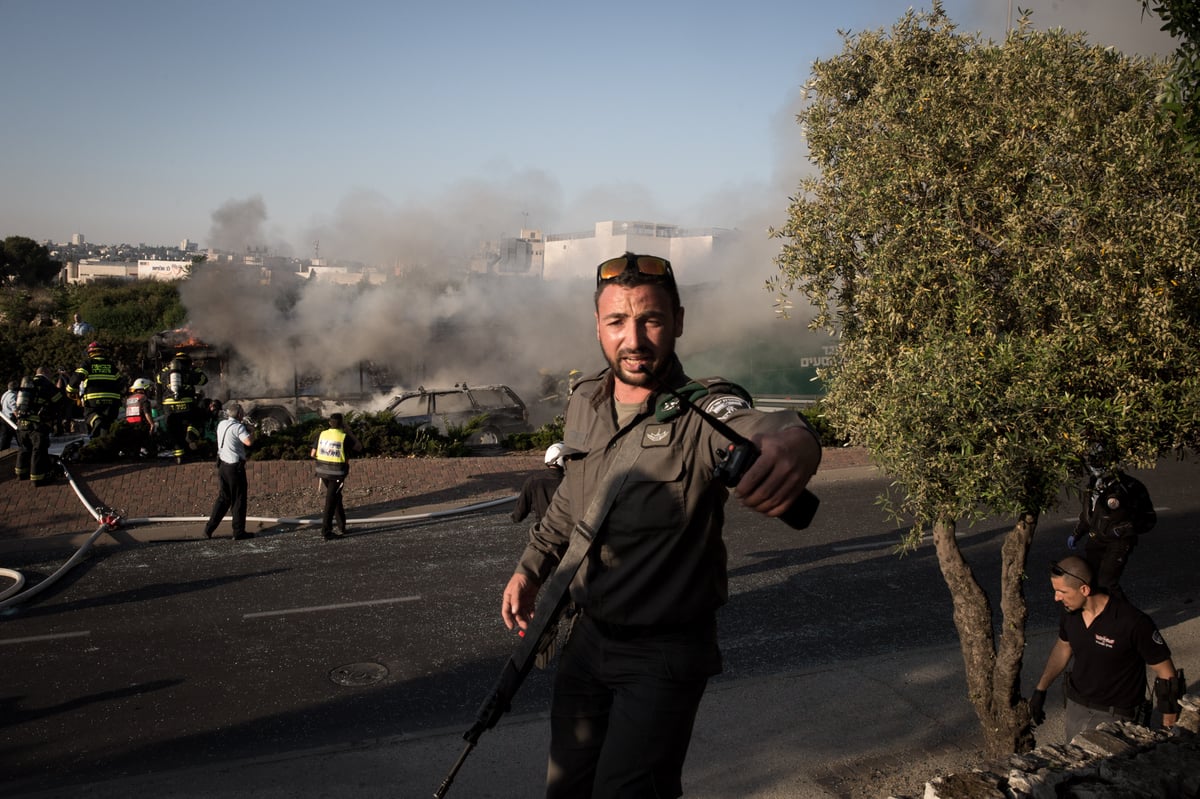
[1065,688,1138,718]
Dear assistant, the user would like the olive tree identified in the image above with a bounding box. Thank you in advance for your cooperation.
[1143,0,1200,153]
[771,3,1200,756]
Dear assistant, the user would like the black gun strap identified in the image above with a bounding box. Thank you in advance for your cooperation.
[510,427,645,668]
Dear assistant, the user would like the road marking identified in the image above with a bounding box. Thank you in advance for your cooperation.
[244,596,421,619]
[0,630,91,646]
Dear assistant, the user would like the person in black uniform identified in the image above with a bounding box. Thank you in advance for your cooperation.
[1029,556,1182,741]
[1068,467,1156,598]
[510,442,565,525]
[13,367,69,486]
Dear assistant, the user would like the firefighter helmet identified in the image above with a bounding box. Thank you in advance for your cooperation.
[87,340,105,356]
[132,378,153,393]
[544,442,566,469]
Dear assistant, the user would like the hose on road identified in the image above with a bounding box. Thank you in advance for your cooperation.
[0,442,516,610]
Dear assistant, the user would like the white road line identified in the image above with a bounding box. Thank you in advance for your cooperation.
[0,630,91,646]
[243,596,422,619]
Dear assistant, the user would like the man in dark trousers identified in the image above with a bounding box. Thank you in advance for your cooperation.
[500,253,822,798]
[1029,556,1182,741]
[203,403,255,540]
[157,350,208,464]
[1069,467,1156,598]
[67,340,125,438]
[511,442,566,525]
[12,367,69,486]
[310,413,363,540]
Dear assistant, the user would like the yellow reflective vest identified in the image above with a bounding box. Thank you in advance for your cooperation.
[314,428,350,477]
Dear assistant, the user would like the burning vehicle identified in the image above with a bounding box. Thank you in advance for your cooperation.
[147,329,393,433]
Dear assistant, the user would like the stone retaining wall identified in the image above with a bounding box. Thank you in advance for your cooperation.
[897,694,1200,798]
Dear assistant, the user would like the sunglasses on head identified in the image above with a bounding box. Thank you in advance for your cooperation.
[1050,561,1089,585]
[596,254,674,286]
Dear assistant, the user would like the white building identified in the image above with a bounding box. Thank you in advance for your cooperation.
[64,259,138,284]
[542,220,731,281]
[138,259,192,281]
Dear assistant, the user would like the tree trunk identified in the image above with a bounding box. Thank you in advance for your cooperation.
[931,512,1039,757]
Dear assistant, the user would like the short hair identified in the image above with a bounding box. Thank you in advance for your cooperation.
[329,413,344,428]
[1051,556,1092,588]
[225,402,243,418]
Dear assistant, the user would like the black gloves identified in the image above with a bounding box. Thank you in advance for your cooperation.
[1029,689,1047,725]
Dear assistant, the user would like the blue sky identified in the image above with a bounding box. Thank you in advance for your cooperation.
[1,0,1176,260]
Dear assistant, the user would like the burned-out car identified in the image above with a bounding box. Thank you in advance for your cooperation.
[386,384,533,446]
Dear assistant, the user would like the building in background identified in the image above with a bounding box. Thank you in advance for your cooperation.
[64,258,138,284]
[470,221,733,282]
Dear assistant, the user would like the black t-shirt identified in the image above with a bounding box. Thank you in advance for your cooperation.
[1061,593,1172,708]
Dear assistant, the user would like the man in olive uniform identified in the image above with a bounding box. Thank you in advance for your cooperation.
[310,413,363,540]
[13,367,69,486]
[500,252,822,799]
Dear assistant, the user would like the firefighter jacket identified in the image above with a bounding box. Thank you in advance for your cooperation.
[515,356,820,628]
[16,375,68,430]
[157,359,208,410]
[313,427,361,478]
[69,356,125,406]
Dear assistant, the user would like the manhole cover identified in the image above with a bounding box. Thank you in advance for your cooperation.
[329,661,389,686]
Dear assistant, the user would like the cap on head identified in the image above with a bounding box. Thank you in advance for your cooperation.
[544,442,566,468]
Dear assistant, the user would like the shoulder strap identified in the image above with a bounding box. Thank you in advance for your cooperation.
[506,427,645,670]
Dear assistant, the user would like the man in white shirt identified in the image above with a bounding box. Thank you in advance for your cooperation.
[203,403,255,540]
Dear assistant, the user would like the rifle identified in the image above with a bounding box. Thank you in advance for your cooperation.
[433,432,643,798]
[433,571,572,797]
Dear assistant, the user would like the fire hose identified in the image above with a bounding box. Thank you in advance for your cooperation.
[0,425,516,609]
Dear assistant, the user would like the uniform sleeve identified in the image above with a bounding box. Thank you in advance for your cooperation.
[1134,615,1172,665]
[515,488,572,583]
[704,394,821,472]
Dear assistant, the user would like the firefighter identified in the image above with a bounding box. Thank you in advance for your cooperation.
[122,377,158,457]
[156,350,208,464]
[67,341,126,438]
[13,367,69,486]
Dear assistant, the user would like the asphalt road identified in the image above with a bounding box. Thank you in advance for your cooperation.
[2,458,1198,795]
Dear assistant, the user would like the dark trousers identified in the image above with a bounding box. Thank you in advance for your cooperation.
[14,426,52,482]
[545,614,720,799]
[321,476,347,534]
[205,460,248,536]
[83,400,120,438]
[164,406,199,457]
[1085,535,1137,598]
